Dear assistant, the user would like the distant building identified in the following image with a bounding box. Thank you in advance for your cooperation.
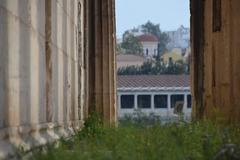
[166,25,190,50]
[161,48,184,65]
[138,34,159,58]
[117,75,191,119]
[117,54,145,69]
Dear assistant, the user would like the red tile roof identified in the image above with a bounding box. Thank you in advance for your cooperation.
[117,75,190,88]
[138,34,159,42]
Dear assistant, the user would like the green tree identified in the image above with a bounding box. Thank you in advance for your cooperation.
[121,32,143,55]
[141,21,170,55]
[140,61,153,75]
[116,43,123,53]
[117,60,189,75]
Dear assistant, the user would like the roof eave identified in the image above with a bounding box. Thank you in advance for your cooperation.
[117,87,190,92]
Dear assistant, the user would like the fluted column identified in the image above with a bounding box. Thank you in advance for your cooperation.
[86,0,117,124]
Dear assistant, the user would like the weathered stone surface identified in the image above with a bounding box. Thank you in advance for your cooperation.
[84,0,117,125]
[0,0,85,158]
[2,0,240,158]
[0,0,117,158]
[191,0,240,123]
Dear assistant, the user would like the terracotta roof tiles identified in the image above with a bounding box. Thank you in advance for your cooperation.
[117,75,190,88]
[138,34,159,42]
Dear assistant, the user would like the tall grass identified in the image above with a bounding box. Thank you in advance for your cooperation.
[28,113,240,160]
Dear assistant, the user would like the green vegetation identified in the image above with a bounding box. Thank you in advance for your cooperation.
[26,113,240,160]
[119,21,169,55]
[121,32,143,55]
[117,60,189,75]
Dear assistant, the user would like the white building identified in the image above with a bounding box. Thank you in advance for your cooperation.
[138,34,159,58]
[166,25,190,50]
[117,75,191,119]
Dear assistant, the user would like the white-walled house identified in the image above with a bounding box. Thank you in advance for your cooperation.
[117,75,191,119]
[138,34,159,57]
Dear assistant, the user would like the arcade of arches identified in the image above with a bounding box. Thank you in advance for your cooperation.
[0,0,240,158]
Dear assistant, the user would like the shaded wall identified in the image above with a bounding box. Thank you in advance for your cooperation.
[191,0,240,122]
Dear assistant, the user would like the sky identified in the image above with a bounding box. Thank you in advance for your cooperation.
[116,0,190,38]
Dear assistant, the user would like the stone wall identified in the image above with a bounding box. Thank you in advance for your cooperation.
[191,0,240,123]
[0,0,84,158]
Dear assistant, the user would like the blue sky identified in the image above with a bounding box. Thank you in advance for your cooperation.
[116,0,190,37]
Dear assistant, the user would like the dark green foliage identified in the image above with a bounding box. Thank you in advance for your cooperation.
[117,60,189,75]
[119,21,169,55]
[141,21,162,37]
[28,114,240,160]
[116,43,123,53]
[121,32,143,55]
[78,112,104,139]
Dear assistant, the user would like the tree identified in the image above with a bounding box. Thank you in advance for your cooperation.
[141,21,161,37]
[116,43,123,53]
[121,32,143,55]
[117,60,189,75]
[141,21,170,55]
[140,61,153,75]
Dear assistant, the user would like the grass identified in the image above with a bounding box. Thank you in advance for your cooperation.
[27,113,240,160]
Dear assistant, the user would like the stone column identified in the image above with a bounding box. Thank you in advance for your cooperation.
[134,94,138,109]
[167,94,171,116]
[86,0,117,125]
[117,95,121,110]
[190,0,205,120]
[184,94,187,114]
[0,0,21,130]
[151,94,154,110]
[45,0,53,123]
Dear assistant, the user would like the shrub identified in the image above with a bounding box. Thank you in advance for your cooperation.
[28,113,240,160]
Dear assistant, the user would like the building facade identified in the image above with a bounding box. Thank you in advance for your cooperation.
[116,54,145,69]
[117,75,191,119]
[161,48,184,65]
[138,34,159,57]
[166,25,190,50]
